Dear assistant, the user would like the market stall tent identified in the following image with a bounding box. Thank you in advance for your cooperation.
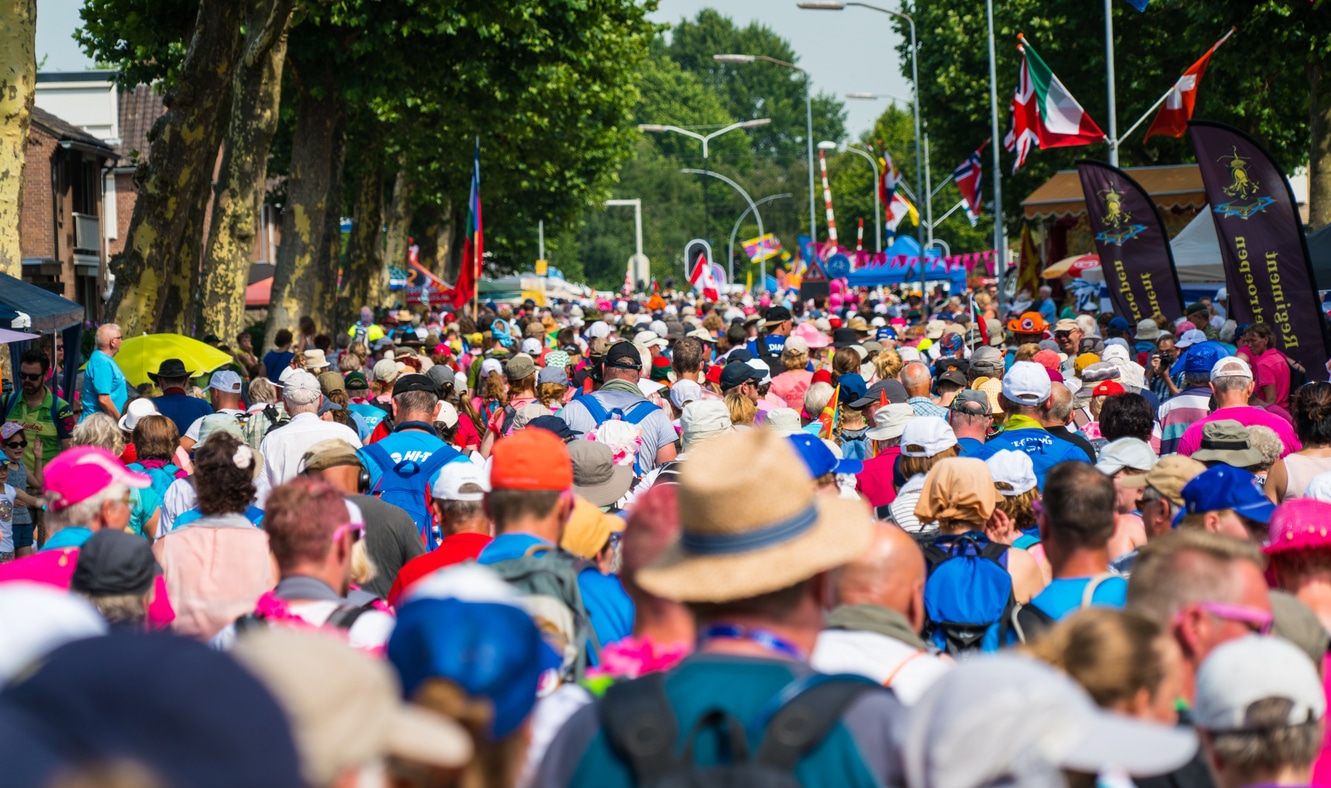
[0,272,85,396]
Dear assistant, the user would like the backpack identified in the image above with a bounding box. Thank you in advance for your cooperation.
[489,544,601,681]
[240,405,287,451]
[578,396,659,475]
[234,599,372,636]
[921,532,1015,654]
[360,443,453,550]
[600,672,881,788]
[1010,572,1116,646]
[754,335,783,378]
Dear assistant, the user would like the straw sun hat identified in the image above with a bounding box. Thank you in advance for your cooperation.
[636,427,875,604]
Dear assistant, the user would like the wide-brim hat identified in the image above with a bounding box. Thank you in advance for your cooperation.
[636,428,874,604]
[148,358,194,382]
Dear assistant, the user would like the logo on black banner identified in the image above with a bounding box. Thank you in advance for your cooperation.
[1213,146,1275,220]
[1094,182,1146,246]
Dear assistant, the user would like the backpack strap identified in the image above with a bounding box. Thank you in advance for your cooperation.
[753,676,881,772]
[1080,572,1116,608]
[578,394,610,425]
[600,672,679,782]
[325,602,371,631]
[498,405,519,437]
[360,442,395,487]
[1011,602,1057,645]
[618,399,658,425]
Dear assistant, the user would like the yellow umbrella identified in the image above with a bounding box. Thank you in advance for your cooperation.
[114,333,236,386]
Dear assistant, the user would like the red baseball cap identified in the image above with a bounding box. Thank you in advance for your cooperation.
[45,446,151,512]
[490,429,573,491]
[1092,380,1125,397]
[705,366,723,385]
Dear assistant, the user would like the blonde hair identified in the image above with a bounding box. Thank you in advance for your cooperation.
[349,539,377,587]
[1014,343,1041,362]
[1026,607,1168,710]
[896,445,959,479]
[993,486,1039,530]
[72,412,125,455]
[873,349,903,381]
[404,678,528,788]
[537,382,568,410]
[248,377,278,404]
[781,348,809,372]
[725,390,756,426]
[481,370,508,408]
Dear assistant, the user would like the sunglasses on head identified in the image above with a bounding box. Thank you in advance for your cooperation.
[332,520,366,544]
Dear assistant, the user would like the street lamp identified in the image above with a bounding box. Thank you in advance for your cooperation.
[728,193,792,284]
[639,118,769,242]
[712,54,817,248]
[681,168,767,292]
[819,140,881,252]
[799,0,927,307]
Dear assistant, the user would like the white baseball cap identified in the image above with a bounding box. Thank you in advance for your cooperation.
[1096,437,1158,478]
[670,379,702,410]
[1175,328,1208,349]
[430,460,491,502]
[1211,355,1253,381]
[209,369,243,394]
[899,416,957,458]
[635,330,668,349]
[1195,635,1325,732]
[744,358,772,386]
[1002,361,1052,406]
[985,450,1037,495]
[282,370,322,405]
[587,321,611,340]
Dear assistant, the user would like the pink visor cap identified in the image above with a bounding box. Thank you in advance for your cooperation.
[44,446,151,512]
[1266,498,1331,555]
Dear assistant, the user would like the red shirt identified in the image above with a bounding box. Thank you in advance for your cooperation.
[387,532,493,607]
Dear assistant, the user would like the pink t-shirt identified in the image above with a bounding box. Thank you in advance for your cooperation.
[770,370,814,412]
[1177,405,1302,458]
[0,546,176,629]
[856,448,901,508]
[1249,347,1292,411]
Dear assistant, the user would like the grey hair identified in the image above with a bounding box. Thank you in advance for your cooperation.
[95,323,120,349]
[1206,698,1322,784]
[804,382,834,417]
[78,592,148,627]
[248,377,278,404]
[1126,529,1266,626]
[1213,375,1252,395]
[282,393,320,415]
[46,482,130,533]
[71,413,126,455]
[1246,425,1283,472]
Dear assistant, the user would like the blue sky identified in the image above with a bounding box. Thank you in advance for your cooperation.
[36,0,910,137]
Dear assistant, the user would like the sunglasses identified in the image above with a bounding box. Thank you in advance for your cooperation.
[1053,331,1074,339]
[1194,601,1273,636]
[332,520,366,544]
[4,440,26,449]
[19,372,43,381]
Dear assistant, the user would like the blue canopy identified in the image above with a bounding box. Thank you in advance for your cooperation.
[844,237,967,290]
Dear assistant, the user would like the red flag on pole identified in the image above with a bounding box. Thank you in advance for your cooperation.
[451,141,482,310]
[1143,29,1234,141]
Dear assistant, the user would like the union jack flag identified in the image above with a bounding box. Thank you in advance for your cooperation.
[1002,52,1039,173]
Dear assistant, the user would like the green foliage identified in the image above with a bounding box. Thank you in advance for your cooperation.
[76,0,196,87]
[893,0,1328,235]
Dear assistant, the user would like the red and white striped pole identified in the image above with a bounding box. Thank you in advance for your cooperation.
[819,149,837,247]
[856,218,864,253]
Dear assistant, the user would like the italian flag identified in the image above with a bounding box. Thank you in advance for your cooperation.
[1005,37,1104,170]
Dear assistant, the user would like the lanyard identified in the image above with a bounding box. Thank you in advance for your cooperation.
[697,624,806,662]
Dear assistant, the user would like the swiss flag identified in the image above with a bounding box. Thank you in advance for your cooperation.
[1144,29,1234,141]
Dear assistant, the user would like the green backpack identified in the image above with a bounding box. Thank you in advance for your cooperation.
[488,545,601,681]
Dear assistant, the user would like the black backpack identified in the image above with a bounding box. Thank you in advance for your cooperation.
[600,672,880,787]
[1009,573,1117,646]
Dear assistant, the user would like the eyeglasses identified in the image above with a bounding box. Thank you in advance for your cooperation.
[332,520,366,544]
[18,372,42,381]
[1195,601,1273,636]
[4,441,26,449]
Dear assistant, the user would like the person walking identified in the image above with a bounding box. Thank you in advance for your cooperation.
[81,324,126,422]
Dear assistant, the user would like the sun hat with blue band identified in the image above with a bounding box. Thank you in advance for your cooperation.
[635,427,875,604]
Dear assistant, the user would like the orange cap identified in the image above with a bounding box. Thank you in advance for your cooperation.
[490,429,573,491]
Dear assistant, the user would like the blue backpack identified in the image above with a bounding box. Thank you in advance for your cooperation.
[576,396,658,476]
[922,532,1015,654]
[361,443,454,550]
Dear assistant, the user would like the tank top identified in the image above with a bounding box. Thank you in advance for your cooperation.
[1282,453,1331,499]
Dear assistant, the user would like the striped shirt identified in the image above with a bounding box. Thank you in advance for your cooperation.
[1158,387,1212,456]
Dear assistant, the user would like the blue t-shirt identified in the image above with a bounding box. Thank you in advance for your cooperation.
[357,430,462,490]
[348,403,387,435]
[152,392,214,437]
[82,350,127,422]
[1029,575,1128,621]
[972,428,1091,489]
[746,334,786,358]
[956,436,986,457]
[263,350,294,383]
[478,533,633,661]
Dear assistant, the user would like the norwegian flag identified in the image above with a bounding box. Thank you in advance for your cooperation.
[1144,28,1234,141]
[952,142,987,226]
[688,252,719,301]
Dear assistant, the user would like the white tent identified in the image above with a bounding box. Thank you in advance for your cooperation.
[1168,210,1225,283]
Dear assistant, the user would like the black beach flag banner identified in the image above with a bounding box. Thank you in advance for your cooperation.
[1189,120,1329,380]
[1076,160,1186,323]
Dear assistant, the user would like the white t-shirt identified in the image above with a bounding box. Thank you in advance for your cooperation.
[209,600,393,652]
[811,629,952,706]
[0,484,15,553]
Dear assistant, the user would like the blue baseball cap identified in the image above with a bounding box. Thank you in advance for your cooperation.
[836,373,868,404]
[388,598,562,741]
[787,433,863,477]
[876,326,898,342]
[1172,341,1230,377]
[1173,465,1275,526]
[1108,316,1131,332]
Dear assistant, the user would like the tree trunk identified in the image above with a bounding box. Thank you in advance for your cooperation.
[201,0,295,343]
[442,200,464,281]
[341,155,385,320]
[435,206,455,279]
[414,202,441,271]
[1310,59,1331,230]
[265,57,345,350]
[106,0,243,336]
[0,0,37,278]
[383,166,414,270]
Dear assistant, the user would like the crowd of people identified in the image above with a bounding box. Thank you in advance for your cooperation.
[1,283,1330,788]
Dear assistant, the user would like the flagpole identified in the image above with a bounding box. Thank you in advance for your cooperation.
[985,0,1006,312]
[472,137,480,319]
[1117,27,1236,147]
[1104,0,1118,166]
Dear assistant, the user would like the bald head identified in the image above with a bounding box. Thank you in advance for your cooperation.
[831,523,927,631]
[1044,381,1074,426]
[901,362,932,398]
